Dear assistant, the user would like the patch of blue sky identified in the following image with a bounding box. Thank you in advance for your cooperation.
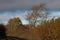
[0,9,60,24]
[49,11,60,17]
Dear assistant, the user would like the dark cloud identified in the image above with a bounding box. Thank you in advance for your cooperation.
[46,0,60,10]
[0,0,60,10]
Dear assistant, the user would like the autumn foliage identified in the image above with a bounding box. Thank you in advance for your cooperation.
[4,17,60,40]
[32,18,60,40]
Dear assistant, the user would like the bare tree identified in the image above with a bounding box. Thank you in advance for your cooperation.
[25,4,49,27]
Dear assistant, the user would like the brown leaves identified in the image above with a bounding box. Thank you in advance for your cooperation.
[31,18,60,40]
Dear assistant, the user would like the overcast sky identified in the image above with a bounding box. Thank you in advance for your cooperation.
[0,0,60,10]
[0,0,60,24]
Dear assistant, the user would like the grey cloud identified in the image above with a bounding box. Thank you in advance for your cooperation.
[46,0,60,10]
[0,0,59,10]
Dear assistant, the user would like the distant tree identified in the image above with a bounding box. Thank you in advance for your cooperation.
[25,4,49,27]
[8,17,22,25]
[7,17,22,32]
